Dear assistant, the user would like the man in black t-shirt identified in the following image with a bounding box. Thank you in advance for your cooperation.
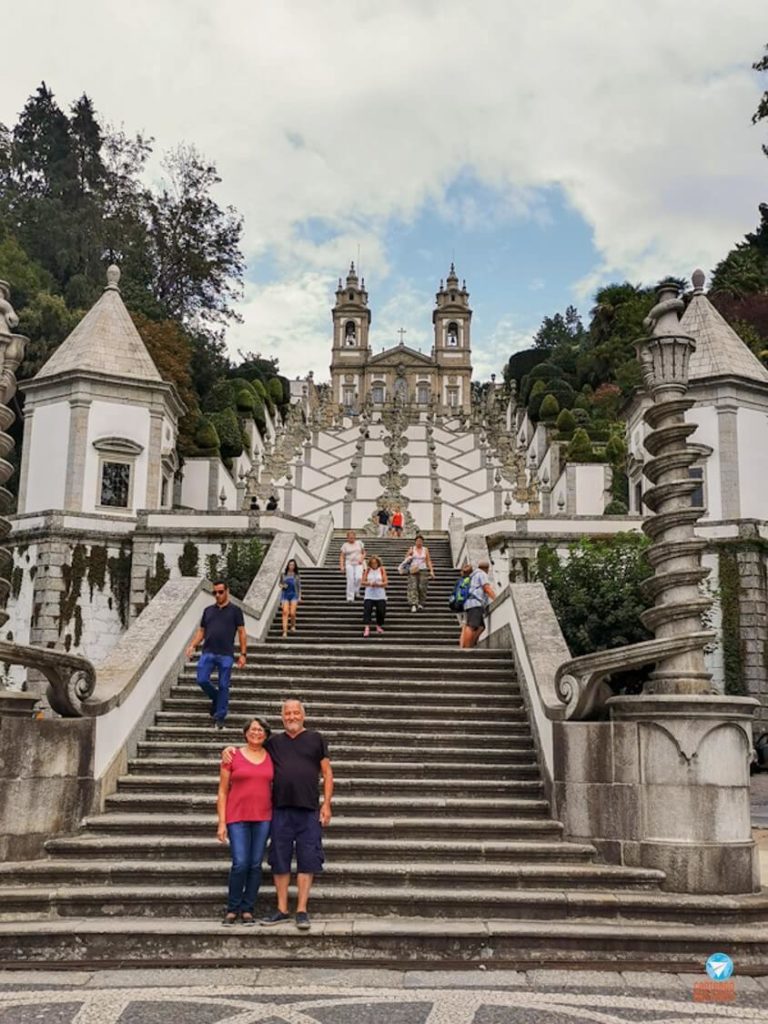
[223,697,333,931]
[185,580,247,729]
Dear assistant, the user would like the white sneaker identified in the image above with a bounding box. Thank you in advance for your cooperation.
[411,605,417,613]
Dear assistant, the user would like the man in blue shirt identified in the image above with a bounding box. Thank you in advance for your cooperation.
[185,580,247,729]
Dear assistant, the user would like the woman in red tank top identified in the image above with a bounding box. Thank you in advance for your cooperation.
[217,716,274,924]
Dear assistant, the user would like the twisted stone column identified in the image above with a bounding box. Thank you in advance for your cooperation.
[0,282,28,628]
[636,283,714,695]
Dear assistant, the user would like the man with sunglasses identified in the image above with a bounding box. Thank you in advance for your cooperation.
[186,580,247,730]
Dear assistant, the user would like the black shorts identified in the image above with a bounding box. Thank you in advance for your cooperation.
[268,807,324,874]
[465,606,485,629]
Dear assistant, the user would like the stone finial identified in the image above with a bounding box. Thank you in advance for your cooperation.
[105,265,121,291]
[642,281,683,336]
[0,281,19,336]
[691,268,706,294]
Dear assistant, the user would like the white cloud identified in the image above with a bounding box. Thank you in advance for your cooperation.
[1,0,766,376]
[475,317,537,379]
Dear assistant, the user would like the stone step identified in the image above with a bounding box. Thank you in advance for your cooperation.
[5,915,768,969]
[0,859,657,892]
[171,683,520,704]
[136,741,533,762]
[45,834,577,862]
[77,813,557,838]
[103,792,545,816]
[13,872,739,922]
[126,757,538,779]
[239,645,511,662]
[180,664,517,684]
[163,697,527,719]
[261,633,462,646]
[115,775,541,796]
[142,725,535,747]
[151,712,530,735]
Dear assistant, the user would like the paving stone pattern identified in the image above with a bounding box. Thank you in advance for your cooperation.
[0,970,767,1024]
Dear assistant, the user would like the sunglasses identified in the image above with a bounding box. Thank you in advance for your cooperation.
[213,588,227,595]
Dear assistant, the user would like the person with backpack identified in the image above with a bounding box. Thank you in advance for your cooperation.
[452,560,496,648]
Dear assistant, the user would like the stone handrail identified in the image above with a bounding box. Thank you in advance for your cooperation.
[0,641,96,718]
[554,631,715,721]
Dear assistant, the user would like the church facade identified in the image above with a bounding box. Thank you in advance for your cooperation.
[329,262,473,414]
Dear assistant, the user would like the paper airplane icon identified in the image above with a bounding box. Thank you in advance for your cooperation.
[710,960,728,978]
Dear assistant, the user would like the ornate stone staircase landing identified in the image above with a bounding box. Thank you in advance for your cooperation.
[1,532,767,968]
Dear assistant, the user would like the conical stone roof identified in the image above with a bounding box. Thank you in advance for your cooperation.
[35,265,161,383]
[680,269,768,386]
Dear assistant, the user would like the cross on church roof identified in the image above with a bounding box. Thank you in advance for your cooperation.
[397,327,407,346]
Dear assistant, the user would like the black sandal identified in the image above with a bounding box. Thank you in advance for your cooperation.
[241,911,255,926]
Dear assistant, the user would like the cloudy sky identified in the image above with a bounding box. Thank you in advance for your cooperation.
[2,1,767,379]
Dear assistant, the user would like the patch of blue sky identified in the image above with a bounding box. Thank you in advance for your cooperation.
[374,179,602,354]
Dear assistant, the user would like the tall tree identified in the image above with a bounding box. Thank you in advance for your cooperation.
[146,144,245,331]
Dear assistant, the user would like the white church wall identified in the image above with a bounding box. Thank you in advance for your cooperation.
[357,478,385,501]
[406,457,431,476]
[84,401,151,514]
[23,402,70,513]
[737,407,768,519]
[574,464,608,515]
[300,465,336,491]
[180,459,212,510]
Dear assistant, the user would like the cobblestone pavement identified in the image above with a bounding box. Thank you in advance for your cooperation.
[1,967,766,1023]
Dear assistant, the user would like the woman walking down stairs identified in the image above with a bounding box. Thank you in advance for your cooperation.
[0,531,767,967]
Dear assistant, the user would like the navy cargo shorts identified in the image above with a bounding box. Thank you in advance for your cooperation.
[268,807,325,874]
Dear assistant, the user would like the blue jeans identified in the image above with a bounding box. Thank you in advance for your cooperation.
[226,820,271,913]
[196,652,233,722]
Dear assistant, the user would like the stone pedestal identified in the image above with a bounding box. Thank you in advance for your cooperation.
[554,693,759,894]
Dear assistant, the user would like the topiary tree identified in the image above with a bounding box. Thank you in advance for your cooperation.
[566,427,595,463]
[604,498,629,515]
[204,380,238,413]
[209,408,244,459]
[555,408,576,435]
[267,377,284,406]
[236,387,256,414]
[572,407,590,426]
[539,393,560,423]
[527,379,548,419]
[252,393,267,435]
[193,416,220,456]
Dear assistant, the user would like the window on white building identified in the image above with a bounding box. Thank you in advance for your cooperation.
[372,385,385,404]
[446,322,459,347]
[447,387,459,407]
[689,467,704,509]
[344,321,356,346]
[417,384,430,405]
[100,460,132,508]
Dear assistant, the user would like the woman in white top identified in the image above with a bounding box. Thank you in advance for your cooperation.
[339,529,366,602]
[399,534,435,612]
[361,555,388,637]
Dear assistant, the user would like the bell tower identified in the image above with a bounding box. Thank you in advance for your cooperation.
[433,264,472,412]
[330,262,371,410]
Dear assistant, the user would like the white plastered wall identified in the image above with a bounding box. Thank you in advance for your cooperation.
[22,402,70,513]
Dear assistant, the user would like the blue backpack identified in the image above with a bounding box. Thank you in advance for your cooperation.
[448,574,474,612]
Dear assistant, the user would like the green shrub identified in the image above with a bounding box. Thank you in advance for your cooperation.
[222,538,266,599]
[536,533,653,657]
[539,394,560,423]
[555,408,576,435]
[267,377,284,406]
[572,407,590,425]
[253,394,267,434]
[604,499,629,515]
[194,417,220,455]
[204,380,238,413]
[210,409,244,459]
[566,428,594,463]
[236,387,256,414]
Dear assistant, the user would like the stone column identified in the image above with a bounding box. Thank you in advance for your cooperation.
[63,398,91,511]
[144,410,164,510]
[716,403,741,520]
[16,405,34,514]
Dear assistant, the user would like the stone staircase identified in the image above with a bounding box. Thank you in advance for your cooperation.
[1,531,767,968]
